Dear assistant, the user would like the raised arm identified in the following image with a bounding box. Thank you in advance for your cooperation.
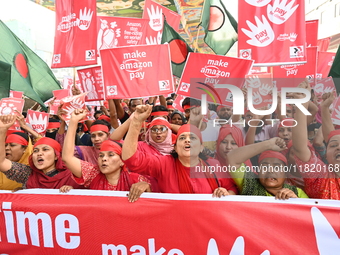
[0,115,17,172]
[227,137,287,169]
[109,117,131,141]
[108,99,119,129]
[122,105,152,161]
[306,100,318,126]
[291,80,312,162]
[62,109,88,178]
[16,112,41,140]
[113,99,125,120]
[320,92,336,143]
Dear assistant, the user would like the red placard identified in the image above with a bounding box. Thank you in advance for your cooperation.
[60,93,88,124]
[100,44,174,99]
[314,77,336,104]
[142,0,181,45]
[52,0,97,68]
[306,19,318,47]
[172,94,186,112]
[238,0,306,66]
[317,51,336,80]
[26,109,50,135]
[0,190,339,254]
[272,47,318,90]
[49,89,71,115]
[0,97,25,131]
[177,52,254,106]
[9,90,23,99]
[244,73,273,109]
[97,16,148,53]
[331,95,340,125]
[77,66,104,102]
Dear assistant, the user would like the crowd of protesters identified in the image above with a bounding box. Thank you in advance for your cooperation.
[1,79,339,202]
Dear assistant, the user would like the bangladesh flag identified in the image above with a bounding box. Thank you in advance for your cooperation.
[200,0,238,55]
[0,61,10,99]
[161,20,193,78]
[329,44,340,94]
[0,20,61,109]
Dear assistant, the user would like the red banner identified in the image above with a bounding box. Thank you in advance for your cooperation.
[60,93,88,124]
[177,52,253,106]
[77,66,104,102]
[52,0,97,68]
[142,0,181,45]
[272,46,318,90]
[97,16,149,53]
[317,51,336,80]
[0,190,339,254]
[238,0,306,66]
[317,37,331,52]
[306,20,318,47]
[314,77,336,103]
[100,44,174,99]
[26,109,49,135]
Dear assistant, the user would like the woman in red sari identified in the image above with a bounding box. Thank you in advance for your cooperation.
[0,115,82,189]
[122,105,237,196]
[61,109,152,202]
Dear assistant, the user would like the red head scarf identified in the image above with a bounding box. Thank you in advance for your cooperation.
[150,111,169,117]
[327,130,340,143]
[34,137,61,153]
[47,122,60,129]
[177,124,202,144]
[278,118,296,128]
[100,140,122,155]
[216,125,252,167]
[6,134,28,146]
[258,150,287,165]
[167,105,175,110]
[98,115,111,123]
[145,117,173,155]
[90,124,109,133]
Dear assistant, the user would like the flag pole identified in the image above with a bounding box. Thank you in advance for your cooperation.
[194,26,201,53]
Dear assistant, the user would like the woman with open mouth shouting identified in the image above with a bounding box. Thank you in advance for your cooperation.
[226,137,308,199]
[0,115,83,189]
[60,109,152,203]
[122,105,237,197]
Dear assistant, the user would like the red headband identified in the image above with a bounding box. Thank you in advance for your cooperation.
[100,140,122,155]
[98,115,111,123]
[47,122,60,129]
[258,150,287,165]
[183,105,200,111]
[177,124,202,143]
[151,111,169,116]
[90,124,109,133]
[34,137,61,153]
[327,130,340,143]
[149,118,171,129]
[279,118,296,128]
[6,134,28,146]
[167,105,175,110]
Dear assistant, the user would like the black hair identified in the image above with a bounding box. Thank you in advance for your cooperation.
[152,105,168,112]
[91,119,111,132]
[166,97,173,101]
[94,110,103,118]
[12,132,29,142]
[128,98,141,108]
[167,101,173,105]
[170,150,208,161]
[48,118,60,123]
[181,97,201,108]
[22,112,27,118]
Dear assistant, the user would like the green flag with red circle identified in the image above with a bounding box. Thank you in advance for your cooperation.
[200,0,238,56]
[161,20,193,78]
[0,20,61,109]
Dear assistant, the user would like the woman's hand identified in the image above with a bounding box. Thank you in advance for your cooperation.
[133,105,152,122]
[0,115,17,132]
[321,92,335,109]
[275,188,298,200]
[15,111,27,128]
[267,137,287,151]
[70,109,88,123]
[212,187,230,198]
[128,181,151,203]
[59,185,73,193]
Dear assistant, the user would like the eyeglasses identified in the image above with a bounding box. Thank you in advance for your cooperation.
[150,126,168,133]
